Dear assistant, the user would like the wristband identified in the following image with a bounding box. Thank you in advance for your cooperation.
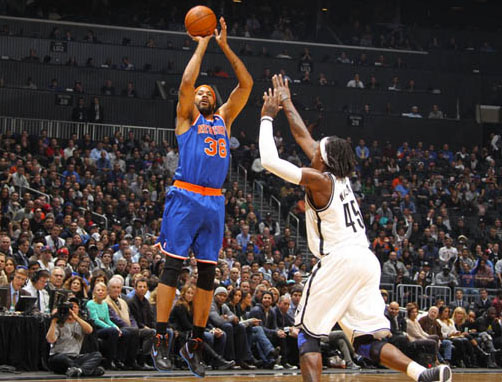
[261,116,273,123]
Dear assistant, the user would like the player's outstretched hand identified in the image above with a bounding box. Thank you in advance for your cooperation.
[214,17,228,48]
[261,88,280,119]
[188,32,213,44]
[272,74,292,104]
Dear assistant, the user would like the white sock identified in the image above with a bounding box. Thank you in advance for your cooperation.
[407,361,426,381]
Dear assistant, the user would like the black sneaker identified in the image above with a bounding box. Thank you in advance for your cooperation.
[151,334,172,372]
[65,367,82,378]
[179,338,205,378]
[93,366,105,376]
[418,365,452,382]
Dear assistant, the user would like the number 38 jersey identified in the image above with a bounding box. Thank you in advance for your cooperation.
[174,113,230,189]
[305,174,369,259]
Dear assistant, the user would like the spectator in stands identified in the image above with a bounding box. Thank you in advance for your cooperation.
[428,105,444,119]
[402,106,423,118]
[3,267,29,309]
[88,97,104,123]
[437,305,474,367]
[382,251,408,284]
[405,303,440,363]
[248,291,286,369]
[73,81,84,93]
[46,296,104,377]
[24,76,37,89]
[48,79,62,91]
[388,76,400,91]
[83,29,99,43]
[86,282,122,370]
[355,139,370,160]
[106,277,150,370]
[384,301,410,354]
[121,81,138,98]
[346,73,364,88]
[120,57,135,71]
[23,269,50,312]
[208,286,256,369]
[101,80,116,96]
[71,97,88,122]
[23,48,40,63]
[0,253,8,286]
[418,306,453,365]
[474,259,495,288]
[473,288,492,317]
[433,266,458,288]
[336,52,352,64]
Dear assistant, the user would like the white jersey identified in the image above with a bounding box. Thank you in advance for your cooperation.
[305,174,369,259]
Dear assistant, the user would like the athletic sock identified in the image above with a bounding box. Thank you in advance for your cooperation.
[156,322,167,336]
[407,361,426,381]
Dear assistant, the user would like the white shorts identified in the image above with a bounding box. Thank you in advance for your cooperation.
[294,245,390,342]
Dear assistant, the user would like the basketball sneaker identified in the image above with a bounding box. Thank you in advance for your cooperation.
[151,334,172,371]
[179,337,205,378]
[418,365,452,382]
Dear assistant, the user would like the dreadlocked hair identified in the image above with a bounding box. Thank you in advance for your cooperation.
[324,136,355,178]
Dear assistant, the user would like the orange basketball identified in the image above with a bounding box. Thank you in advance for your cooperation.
[185,6,217,37]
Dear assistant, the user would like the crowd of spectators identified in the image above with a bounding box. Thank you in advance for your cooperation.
[0,125,501,373]
[1,0,500,51]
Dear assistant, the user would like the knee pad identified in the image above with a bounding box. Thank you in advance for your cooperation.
[196,262,216,291]
[298,330,320,355]
[159,256,184,287]
[353,335,386,364]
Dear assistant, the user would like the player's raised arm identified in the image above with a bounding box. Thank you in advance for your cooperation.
[176,34,213,135]
[272,74,317,161]
[215,17,253,132]
[259,88,328,191]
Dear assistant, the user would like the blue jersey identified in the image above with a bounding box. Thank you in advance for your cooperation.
[173,113,230,189]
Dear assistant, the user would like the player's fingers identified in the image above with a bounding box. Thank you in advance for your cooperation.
[278,74,284,86]
[272,75,278,88]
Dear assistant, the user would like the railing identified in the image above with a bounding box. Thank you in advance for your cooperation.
[396,284,424,309]
[79,207,109,229]
[424,286,452,308]
[253,180,264,218]
[0,116,175,145]
[287,212,300,247]
[236,164,248,195]
[14,184,51,203]
[270,195,281,230]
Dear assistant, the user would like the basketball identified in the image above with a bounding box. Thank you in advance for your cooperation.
[185,6,217,37]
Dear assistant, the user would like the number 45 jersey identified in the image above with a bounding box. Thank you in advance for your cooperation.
[305,174,369,259]
[174,113,230,189]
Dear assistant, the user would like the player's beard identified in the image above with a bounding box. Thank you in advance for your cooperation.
[197,101,215,116]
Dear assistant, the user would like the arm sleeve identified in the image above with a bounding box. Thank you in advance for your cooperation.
[259,117,302,185]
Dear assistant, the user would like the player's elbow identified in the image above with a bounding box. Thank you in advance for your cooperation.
[260,155,273,171]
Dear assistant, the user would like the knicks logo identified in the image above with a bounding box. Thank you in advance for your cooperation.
[204,137,227,158]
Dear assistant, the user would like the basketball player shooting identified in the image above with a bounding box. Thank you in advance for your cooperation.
[258,75,451,382]
[152,17,253,377]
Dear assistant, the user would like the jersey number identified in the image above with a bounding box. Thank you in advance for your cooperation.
[204,137,227,158]
[343,200,365,233]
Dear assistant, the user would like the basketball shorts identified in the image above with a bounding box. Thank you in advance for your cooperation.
[294,245,390,342]
[155,186,224,264]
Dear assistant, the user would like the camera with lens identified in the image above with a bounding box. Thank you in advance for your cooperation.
[55,301,74,324]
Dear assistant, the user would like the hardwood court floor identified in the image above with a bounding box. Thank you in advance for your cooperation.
[3,370,501,382]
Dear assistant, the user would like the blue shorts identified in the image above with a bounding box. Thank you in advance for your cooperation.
[155,187,224,264]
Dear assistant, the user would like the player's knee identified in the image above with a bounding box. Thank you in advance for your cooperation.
[196,262,216,291]
[353,335,386,364]
[159,256,184,287]
[298,330,320,355]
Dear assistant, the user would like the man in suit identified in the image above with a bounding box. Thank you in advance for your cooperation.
[473,288,492,317]
[4,268,30,310]
[23,269,50,312]
[384,301,411,355]
[449,289,470,310]
[273,295,299,368]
